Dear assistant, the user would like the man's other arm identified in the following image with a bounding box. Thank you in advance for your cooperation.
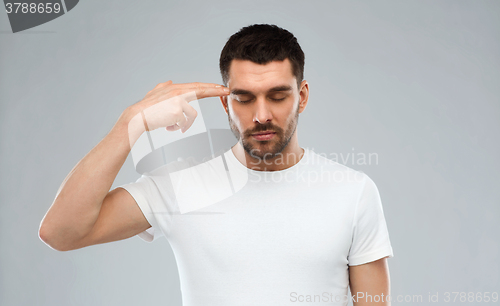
[349,257,391,306]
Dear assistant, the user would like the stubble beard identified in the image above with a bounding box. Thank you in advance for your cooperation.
[228,103,300,161]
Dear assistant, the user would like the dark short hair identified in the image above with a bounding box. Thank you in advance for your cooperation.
[219,24,305,88]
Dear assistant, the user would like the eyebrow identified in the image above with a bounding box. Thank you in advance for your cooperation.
[231,85,293,96]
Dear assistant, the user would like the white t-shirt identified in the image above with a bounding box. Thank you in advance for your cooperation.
[119,147,394,305]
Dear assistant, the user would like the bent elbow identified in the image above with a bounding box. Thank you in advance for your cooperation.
[38,224,71,252]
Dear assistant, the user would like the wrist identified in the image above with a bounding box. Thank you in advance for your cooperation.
[112,106,146,149]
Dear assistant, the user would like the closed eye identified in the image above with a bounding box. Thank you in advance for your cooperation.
[231,95,287,103]
[231,94,253,104]
[238,98,285,103]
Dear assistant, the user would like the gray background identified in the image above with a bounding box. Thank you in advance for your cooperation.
[1,0,499,305]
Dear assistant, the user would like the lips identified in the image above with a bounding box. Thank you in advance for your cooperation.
[252,131,275,136]
[251,131,276,141]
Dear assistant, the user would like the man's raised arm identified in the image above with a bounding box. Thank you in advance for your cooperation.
[38,81,229,251]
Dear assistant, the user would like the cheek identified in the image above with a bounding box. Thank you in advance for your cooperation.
[229,103,250,125]
[276,103,297,122]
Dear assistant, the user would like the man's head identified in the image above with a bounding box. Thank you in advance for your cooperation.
[219,24,309,161]
[219,24,305,89]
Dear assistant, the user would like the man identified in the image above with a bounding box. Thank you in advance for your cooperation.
[39,24,393,305]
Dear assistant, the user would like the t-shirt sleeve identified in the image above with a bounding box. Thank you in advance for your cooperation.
[347,174,394,266]
[118,175,167,243]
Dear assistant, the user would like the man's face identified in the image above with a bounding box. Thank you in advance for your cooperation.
[221,58,308,160]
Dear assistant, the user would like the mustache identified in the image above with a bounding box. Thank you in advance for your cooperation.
[244,122,283,136]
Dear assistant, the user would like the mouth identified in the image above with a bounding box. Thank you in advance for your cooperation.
[252,131,275,136]
[251,131,276,141]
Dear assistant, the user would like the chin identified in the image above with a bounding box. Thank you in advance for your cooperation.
[246,143,281,160]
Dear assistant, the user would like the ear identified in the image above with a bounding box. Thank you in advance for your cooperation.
[298,80,309,114]
[220,95,229,115]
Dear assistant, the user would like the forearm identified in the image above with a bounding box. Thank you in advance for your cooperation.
[349,257,391,305]
[39,107,140,250]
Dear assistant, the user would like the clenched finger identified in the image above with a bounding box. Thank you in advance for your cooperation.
[166,113,188,132]
[180,102,198,133]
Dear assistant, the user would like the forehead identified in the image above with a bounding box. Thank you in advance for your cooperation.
[227,58,296,91]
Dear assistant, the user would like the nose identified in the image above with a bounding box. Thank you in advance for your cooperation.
[253,98,273,124]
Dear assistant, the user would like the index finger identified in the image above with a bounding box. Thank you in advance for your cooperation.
[176,83,230,100]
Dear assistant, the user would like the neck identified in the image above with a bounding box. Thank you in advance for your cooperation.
[231,132,304,171]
